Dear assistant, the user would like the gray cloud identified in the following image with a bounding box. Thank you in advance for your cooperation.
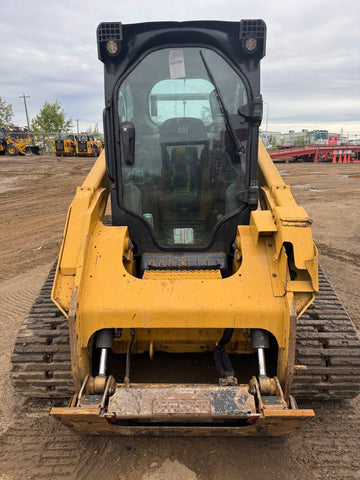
[1,0,359,135]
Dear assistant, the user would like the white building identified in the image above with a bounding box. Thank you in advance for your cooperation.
[259,130,282,147]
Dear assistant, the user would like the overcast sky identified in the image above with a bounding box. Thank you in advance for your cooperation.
[1,0,359,136]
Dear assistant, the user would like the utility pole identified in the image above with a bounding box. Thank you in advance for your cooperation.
[76,119,79,135]
[19,93,31,142]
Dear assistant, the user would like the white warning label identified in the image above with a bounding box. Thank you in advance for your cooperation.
[169,49,186,79]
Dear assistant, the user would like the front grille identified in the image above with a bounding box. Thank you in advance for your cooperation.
[78,142,87,152]
[239,20,266,40]
[97,23,123,42]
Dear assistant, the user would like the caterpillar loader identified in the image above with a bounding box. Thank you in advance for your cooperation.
[75,133,100,156]
[11,20,360,436]
[53,134,77,156]
[0,127,7,153]
[95,137,104,154]
[0,127,40,155]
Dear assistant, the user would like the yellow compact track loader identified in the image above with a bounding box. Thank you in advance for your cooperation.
[11,20,360,436]
[75,133,100,157]
[53,134,77,156]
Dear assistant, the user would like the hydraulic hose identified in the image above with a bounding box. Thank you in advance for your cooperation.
[214,328,235,378]
[124,328,135,386]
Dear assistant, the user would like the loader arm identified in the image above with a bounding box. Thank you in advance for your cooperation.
[51,142,316,434]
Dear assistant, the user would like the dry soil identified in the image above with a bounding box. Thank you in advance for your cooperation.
[0,154,359,480]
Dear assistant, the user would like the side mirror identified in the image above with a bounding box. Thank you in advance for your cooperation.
[120,121,135,165]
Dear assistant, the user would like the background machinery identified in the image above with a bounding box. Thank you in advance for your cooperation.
[11,20,360,436]
[0,127,40,156]
[75,133,101,156]
[53,134,77,156]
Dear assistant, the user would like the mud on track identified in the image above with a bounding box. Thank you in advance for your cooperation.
[0,155,359,480]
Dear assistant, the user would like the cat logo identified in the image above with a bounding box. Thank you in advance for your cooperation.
[178,126,188,134]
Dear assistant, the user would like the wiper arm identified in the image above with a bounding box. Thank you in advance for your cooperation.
[199,50,245,158]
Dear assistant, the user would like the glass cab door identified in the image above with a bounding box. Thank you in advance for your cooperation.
[117,47,250,249]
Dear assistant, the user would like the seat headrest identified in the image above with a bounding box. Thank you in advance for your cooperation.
[160,117,208,143]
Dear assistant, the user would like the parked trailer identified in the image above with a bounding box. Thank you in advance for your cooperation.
[269,145,360,162]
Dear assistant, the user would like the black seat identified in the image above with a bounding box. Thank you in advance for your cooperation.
[158,118,210,219]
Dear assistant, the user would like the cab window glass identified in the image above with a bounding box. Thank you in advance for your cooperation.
[117,47,249,248]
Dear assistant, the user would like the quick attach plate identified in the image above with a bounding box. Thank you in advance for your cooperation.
[106,383,257,421]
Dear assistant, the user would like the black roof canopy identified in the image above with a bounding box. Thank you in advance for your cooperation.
[97,21,266,100]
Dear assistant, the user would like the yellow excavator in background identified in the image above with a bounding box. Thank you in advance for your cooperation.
[11,20,360,436]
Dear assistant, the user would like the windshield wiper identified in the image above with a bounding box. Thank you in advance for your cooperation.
[199,50,245,159]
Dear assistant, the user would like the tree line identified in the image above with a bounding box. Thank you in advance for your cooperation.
[0,96,101,138]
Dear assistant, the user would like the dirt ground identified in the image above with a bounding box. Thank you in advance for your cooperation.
[0,154,359,480]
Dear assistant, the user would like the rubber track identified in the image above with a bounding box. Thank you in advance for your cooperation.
[10,263,74,398]
[10,264,360,400]
[293,266,360,399]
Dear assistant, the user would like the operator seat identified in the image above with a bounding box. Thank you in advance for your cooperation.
[158,117,211,219]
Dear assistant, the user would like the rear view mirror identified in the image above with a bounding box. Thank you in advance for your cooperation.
[120,122,135,165]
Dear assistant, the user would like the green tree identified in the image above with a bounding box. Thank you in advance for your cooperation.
[294,136,305,145]
[87,123,101,137]
[31,100,72,136]
[0,97,14,129]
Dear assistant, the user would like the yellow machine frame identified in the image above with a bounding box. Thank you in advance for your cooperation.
[53,136,76,156]
[50,141,317,435]
[75,135,100,157]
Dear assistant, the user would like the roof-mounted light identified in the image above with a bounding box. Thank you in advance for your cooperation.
[106,39,118,55]
[245,37,257,52]
[97,22,123,62]
[239,20,266,58]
